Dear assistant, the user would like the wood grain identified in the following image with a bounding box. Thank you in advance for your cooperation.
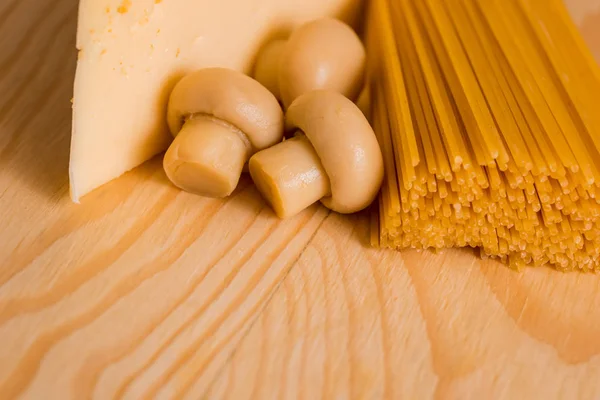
[0,0,599,398]
[205,215,600,399]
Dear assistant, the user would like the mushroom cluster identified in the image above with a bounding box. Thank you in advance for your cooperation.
[162,18,383,218]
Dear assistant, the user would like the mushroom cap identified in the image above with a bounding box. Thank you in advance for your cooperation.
[286,90,384,214]
[279,18,366,108]
[253,39,286,101]
[167,67,284,151]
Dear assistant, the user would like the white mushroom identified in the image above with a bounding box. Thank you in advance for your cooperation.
[249,90,384,218]
[164,68,284,198]
[253,18,366,108]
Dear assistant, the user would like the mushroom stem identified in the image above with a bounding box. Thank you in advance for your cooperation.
[163,117,251,198]
[249,133,331,218]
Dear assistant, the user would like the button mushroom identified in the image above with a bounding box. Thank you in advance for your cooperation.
[253,39,286,102]
[253,18,366,108]
[356,86,371,117]
[249,90,384,218]
[164,68,284,198]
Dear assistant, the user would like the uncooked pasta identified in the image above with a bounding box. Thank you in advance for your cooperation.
[368,0,600,271]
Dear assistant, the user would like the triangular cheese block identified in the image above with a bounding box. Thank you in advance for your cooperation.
[70,0,361,202]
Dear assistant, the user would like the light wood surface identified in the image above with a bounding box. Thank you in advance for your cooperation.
[1,0,600,398]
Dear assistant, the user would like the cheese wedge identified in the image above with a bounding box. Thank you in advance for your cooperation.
[70,0,361,202]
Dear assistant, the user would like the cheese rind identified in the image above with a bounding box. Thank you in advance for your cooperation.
[70,0,361,201]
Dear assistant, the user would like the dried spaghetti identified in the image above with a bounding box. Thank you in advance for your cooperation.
[368,0,600,271]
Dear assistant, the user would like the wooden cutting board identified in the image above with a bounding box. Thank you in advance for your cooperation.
[1,0,599,398]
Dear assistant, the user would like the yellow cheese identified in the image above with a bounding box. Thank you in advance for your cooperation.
[70,0,361,202]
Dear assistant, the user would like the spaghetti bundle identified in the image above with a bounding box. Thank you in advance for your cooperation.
[368,0,600,271]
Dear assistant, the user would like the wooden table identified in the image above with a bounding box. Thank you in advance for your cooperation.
[1,0,600,398]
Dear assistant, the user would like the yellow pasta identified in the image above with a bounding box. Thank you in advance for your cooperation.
[368,0,600,271]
